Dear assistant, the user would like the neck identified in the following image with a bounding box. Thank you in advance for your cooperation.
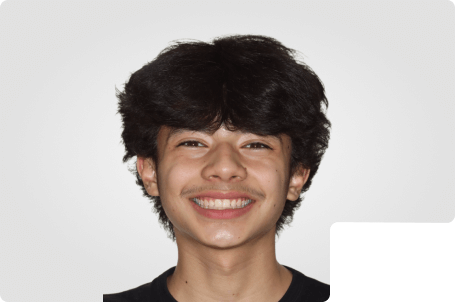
[167,228,292,302]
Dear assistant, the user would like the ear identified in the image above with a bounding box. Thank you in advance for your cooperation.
[137,157,160,196]
[286,167,310,201]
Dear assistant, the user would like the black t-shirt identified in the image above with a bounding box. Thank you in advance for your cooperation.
[104,266,329,302]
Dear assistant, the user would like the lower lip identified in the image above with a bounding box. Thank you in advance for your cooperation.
[190,200,255,219]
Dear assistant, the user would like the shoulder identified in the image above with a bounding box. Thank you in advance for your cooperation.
[103,281,153,302]
[103,267,176,302]
[282,266,330,302]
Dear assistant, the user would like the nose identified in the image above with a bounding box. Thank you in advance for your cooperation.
[201,143,247,182]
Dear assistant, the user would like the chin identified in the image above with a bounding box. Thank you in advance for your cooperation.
[198,228,246,249]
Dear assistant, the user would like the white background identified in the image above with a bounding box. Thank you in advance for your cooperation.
[0,1,454,301]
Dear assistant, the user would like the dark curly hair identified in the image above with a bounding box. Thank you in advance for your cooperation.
[117,35,330,240]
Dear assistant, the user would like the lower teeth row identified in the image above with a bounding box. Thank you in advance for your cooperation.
[193,198,252,210]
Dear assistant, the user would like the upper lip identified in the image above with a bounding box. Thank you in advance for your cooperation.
[191,191,254,200]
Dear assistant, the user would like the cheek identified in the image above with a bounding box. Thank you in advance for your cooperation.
[157,157,200,215]
[248,159,287,192]
[160,156,196,191]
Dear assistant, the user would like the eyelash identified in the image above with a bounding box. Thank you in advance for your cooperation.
[244,142,272,149]
[178,140,205,147]
[178,140,271,149]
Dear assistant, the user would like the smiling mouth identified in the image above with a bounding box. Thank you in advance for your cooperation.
[192,198,254,210]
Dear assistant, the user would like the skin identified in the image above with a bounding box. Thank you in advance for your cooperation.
[137,125,309,302]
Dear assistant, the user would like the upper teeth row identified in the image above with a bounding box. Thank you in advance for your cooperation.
[193,198,252,210]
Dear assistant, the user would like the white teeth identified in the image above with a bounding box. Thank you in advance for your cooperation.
[236,199,241,208]
[222,199,230,208]
[193,198,252,210]
[230,199,236,208]
[215,199,223,209]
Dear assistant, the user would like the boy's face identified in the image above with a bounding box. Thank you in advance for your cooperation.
[137,126,309,249]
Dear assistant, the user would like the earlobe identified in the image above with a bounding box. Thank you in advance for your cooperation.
[137,157,160,196]
[286,167,310,201]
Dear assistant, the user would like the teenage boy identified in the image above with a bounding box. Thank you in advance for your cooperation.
[105,35,331,302]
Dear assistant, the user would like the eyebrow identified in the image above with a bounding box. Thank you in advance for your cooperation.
[165,128,204,145]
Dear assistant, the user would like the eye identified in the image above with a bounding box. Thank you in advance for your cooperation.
[244,142,272,149]
[178,140,205,148]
